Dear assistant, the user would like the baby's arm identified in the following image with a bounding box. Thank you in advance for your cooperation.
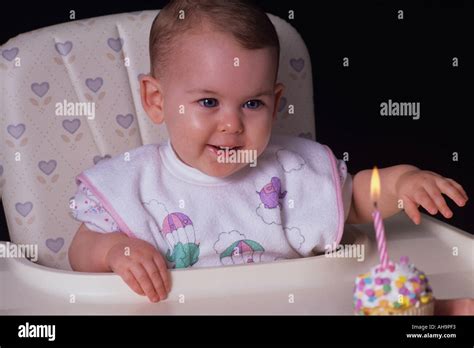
[69,223,129,271]
[347,165,468,224]
[69,223,171,302]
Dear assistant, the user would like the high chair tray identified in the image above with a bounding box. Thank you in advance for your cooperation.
[1,213,472,315]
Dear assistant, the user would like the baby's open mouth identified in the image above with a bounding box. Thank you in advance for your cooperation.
[207,144,244,157]
[207,144,242,151]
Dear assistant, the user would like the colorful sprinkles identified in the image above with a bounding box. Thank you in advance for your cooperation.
[353,256,433,315]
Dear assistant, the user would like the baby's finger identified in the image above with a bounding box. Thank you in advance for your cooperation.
[143,259,167,301]
[120,269,145,296]
[438,179,468,206]
[403,196,421,225]
[131,264,159,302]
[414,190,438,215]
[424,184,453,218]
[446,178,468,200]
[154,253,172,293]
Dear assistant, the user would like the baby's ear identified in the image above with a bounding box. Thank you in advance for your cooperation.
[272,82,285,121]
[140,74,164,124]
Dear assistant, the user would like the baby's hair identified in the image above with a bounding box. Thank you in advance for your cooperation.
[149,0,280,78]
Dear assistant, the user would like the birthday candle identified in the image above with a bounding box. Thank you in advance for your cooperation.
[370,167,389,269]
[372,205,388,268]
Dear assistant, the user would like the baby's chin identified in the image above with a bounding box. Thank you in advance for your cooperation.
[199,162,248,178]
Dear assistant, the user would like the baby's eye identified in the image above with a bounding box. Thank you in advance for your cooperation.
[198,98,219,108]
[243,100,263,109]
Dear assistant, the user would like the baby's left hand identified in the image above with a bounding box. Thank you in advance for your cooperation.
[395,170,468,225]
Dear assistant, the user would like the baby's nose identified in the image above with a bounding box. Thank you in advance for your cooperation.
[219,112,244,134]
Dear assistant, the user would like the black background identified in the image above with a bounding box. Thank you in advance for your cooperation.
[0,0,472,241]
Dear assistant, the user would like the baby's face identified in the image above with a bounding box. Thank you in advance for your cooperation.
[142,28,283,178]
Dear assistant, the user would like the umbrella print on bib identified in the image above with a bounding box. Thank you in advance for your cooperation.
[161,212,200,269]
[221,239,265,265]
[214,230,265,266]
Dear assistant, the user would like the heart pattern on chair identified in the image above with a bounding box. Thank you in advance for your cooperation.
[0,11,314,270]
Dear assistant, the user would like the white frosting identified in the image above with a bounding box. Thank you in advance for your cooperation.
[353,257,433,313]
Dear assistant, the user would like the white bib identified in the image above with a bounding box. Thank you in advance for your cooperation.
[76,135,347,269]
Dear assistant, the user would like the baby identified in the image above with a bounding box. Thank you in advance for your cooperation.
[68,0,468,305]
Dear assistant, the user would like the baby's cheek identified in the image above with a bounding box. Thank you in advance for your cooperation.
[256,130,273,153]
[247,111,268,124]
[180,107,214,133]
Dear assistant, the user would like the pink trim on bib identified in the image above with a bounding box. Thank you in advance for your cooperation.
[76,173,138,239]
[323,145,345,247]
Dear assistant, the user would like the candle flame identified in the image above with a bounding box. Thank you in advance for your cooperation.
[370,166,381,202]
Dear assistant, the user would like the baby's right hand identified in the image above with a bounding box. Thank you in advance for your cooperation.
[105,238,171,302]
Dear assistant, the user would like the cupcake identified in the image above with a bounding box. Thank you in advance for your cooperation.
[353,256,434,315]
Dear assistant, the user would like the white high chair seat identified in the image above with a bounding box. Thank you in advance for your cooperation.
[1,11,472,315]
[1,214,473,314]
[0,11,314,270]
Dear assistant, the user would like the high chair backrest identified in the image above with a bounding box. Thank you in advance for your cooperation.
[0,10,314,270]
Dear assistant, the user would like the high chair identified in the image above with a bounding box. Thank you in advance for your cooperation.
[0,10,472,314]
